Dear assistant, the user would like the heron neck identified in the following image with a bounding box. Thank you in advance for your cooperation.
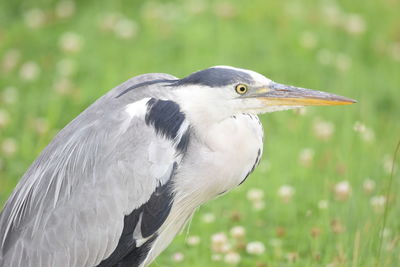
[173,88,235,140]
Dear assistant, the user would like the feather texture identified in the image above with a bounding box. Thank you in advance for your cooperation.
[0,67,266,267]
[0,73,190,267]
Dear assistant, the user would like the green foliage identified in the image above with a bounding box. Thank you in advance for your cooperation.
[0,0,399,265]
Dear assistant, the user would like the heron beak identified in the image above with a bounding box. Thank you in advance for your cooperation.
[252,82,356,106]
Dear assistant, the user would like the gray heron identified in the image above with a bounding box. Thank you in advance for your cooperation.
[0,66,355,266]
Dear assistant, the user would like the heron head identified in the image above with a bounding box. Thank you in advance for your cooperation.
[173,66,356,121]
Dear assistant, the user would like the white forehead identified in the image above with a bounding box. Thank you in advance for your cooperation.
[212,65,272,85]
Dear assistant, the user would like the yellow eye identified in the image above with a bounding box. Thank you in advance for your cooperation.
[235,84,248,95]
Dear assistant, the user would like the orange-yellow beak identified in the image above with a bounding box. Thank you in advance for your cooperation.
[251,82,356,106]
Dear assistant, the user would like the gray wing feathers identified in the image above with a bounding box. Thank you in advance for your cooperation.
[0,73,185,266]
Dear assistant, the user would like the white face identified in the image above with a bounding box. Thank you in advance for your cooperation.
[214,66,303,114]
[174,66,300,122]
[173,66,354,124]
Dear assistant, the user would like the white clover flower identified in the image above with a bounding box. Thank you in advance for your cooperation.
[334,181,352,201]
[293,107,307,116]
[353,121,366,132]
[363,179,375,194]
[211,232,229,253]
[211,254,222,261]
[246,188,264,202]
[287,252,299,263]
[55,1,75,19]
[32,117,49,135]
[99,13,121,31]
[370,195,386,213]
[298,148,314,167]
[2,138,18,156]
[252,200,265,211]
[246,241,265,255]
[159,3,180,22]
[313,118,335,140]
[2,86,18,104]
[171,252,184,262]
[185,0,206,15]
[335,53,352,72]
[2,49,21,72]
[284,2,303,17]
[54,77,73,95]
[299,31,318,49]
[257,160,270,174]
[305,209,312,217]
[321,3,342,26]
[318,200,329,210]
[389,42,400,62]
[59,32,83,53]
[230,226,246,239]
[268,238,282,248]
[113,18,138,39]
[186,235,200,246]
[211,232,228,244]
[0,110,10,128]
[361,128,375,142]
[383,154,397,174]
[214,2,237,19]
[24,8,45,29]
[317,49,334,65]
[344,14,366,35]
[223,252,241,265]
[202,212,215,223]
[141,2,179,23]
[56,58,77,77]
[140,2,164,21]
[379,227,391,239]
[278,185,295,203]
[353,121,375,142]
[19,61,41,81]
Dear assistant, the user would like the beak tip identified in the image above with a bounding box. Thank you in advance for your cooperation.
[344,98,357,105]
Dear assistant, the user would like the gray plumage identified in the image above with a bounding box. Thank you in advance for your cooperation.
[0,66,355,266]
[0,73,188,266]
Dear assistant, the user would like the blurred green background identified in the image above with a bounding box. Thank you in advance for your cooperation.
[0,0,399,266]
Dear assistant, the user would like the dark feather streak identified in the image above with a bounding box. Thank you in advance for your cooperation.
[176,127,191,154]
[145,99,186,141]
[115,79,176,98]
[239,148,261,186]
[97,169,176,267]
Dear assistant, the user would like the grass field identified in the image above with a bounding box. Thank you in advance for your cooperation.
[1,0,400,266]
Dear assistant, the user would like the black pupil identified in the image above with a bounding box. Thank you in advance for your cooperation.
[239,86,245,92]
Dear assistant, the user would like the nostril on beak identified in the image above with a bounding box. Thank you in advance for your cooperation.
[275,89,291,92]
